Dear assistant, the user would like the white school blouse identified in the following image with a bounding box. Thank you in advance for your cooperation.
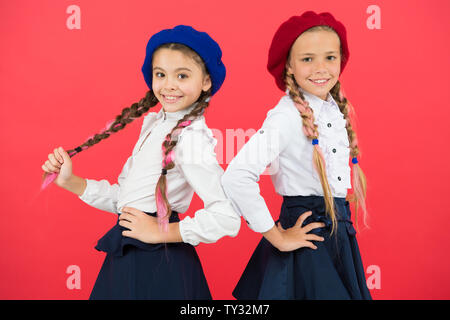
[221,87,352,233]
[78,104,241,246]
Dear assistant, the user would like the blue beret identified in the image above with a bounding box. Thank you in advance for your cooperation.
[141,25,226,96]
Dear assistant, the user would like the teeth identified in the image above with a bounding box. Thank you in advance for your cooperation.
[312,79,327,83]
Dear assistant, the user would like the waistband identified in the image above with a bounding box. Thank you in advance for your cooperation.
[280,195,356,236]
[95,210,180,256]
[137,210,180,223]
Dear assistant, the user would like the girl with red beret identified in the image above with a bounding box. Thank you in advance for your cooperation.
[222,11,372,299]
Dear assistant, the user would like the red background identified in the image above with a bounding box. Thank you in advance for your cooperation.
[1,0,449,300]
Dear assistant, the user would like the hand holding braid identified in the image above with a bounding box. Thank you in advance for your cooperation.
[40,90,159,190]
[155,89,212,232]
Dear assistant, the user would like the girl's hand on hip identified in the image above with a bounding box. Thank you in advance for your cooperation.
[119,207,161,244]
[276,211,325,252]
[41,146,73,186]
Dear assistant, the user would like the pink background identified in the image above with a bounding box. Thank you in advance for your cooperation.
[1,0,449,299]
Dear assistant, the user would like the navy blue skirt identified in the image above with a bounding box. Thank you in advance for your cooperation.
[89,211,211,300]
[233,195,372,300]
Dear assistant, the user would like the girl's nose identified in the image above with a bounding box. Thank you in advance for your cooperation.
[164,76,178,90]
[314,61,327,72]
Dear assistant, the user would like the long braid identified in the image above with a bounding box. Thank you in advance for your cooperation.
[155,89,212,231]
[284,73,338,235]
[41,90,159,190]
[329,81,368,229]
[69,90,159,155]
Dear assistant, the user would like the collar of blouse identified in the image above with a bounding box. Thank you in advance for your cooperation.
[286,87,340,118]
[156,102,198,122]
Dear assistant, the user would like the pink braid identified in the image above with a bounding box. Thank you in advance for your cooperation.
[155,119,193,231]
[156,186,169,232]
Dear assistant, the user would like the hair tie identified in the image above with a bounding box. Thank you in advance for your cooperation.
[352,157,358,164]
[161,168,167,175]
[312,139,319,145]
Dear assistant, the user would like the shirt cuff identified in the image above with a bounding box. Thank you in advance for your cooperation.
[178,217,200,246]
[78,178,95,201]
[245,211,275,233]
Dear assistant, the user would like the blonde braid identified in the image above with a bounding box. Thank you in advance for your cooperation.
[329,81,368,229]
[284,73,338,235]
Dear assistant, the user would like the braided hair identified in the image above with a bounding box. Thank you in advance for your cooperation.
[40,89,159,189]
[41,43,214,233]
[284,25,368,234]
[156,88,211,230]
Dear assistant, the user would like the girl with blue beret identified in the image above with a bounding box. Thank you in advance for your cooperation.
[222,11,372,299]
[41,25,240,299]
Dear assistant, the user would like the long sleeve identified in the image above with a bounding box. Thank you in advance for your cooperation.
[221,111,293,233]
[176,125,241,246]
[78,155,132,214]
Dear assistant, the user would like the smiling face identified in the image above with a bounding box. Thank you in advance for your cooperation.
[152,47,211,113]
[286,28,341,101]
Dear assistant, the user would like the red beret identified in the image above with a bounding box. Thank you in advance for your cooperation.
[267,11,350,91]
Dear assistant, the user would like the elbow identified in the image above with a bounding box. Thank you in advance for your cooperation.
[222,166,257,195]
[221,170,237,197]
[214,211,242,240]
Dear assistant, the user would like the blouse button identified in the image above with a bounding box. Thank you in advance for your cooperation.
[338,176,342,181]
[259,130,264,134]
[332,148,337,153]
[327,123,332,128]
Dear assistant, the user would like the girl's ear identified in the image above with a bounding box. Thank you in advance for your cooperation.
[285,59,293,75]
[202,75,212,92]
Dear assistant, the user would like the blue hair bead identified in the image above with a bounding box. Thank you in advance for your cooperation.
[352,157,358,164]
[312,139,319,145]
